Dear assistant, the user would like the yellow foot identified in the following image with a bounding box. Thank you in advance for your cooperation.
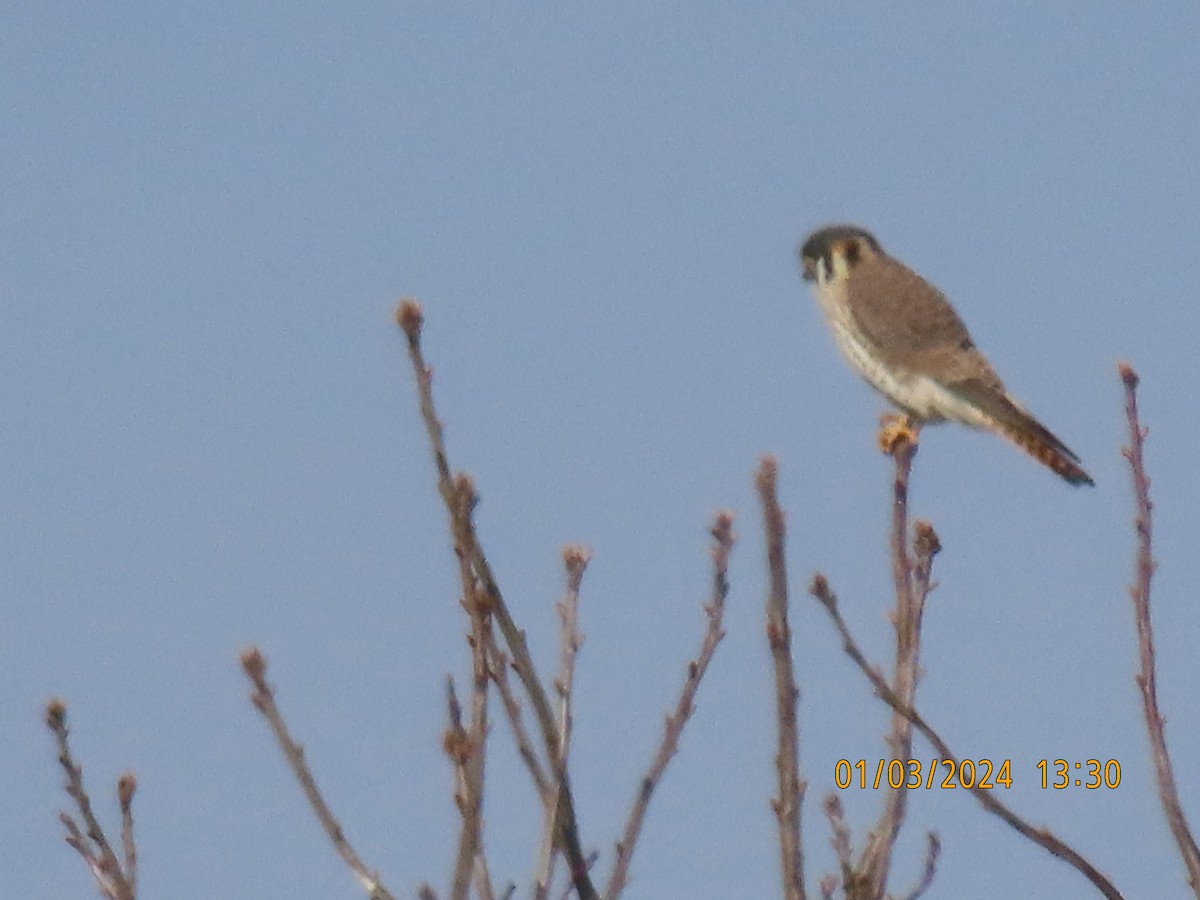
[877,413,920,456]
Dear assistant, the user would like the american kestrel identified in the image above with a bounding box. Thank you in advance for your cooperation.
[799,224,1093,486]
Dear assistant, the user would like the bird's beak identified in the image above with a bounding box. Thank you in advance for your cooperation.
[801,256,817,282]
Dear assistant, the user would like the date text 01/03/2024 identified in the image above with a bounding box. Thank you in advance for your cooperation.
[834,759,1122,791]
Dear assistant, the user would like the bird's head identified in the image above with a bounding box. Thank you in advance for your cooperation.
[800,225,882,284]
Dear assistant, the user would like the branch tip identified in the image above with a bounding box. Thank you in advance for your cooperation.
[396,298,424,337]
[912,521,941,557]
[809,573,834,608]
[710,509,736,544]
[117,773,137,807]
[240,646,267,680]
[1117,361,1139,388]
[45,697,67,730]
[561,543,592,569]
[755,455,779,490]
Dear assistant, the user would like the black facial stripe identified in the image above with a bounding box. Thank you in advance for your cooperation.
[844,239,860,266]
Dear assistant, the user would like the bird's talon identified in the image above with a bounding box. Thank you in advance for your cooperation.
[878,414,919,456]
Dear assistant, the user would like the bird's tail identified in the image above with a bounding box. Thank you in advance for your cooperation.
[950,380,1095,487]
[998,418,1095,486]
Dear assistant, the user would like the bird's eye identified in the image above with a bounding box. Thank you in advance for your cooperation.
[844,240,860,265]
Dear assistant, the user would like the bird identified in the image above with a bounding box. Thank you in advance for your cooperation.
[798,224,1093,486]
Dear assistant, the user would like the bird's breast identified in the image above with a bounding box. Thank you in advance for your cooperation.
[811,280,947,421]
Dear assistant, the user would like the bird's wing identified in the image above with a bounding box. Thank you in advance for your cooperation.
[846,258,1005,388]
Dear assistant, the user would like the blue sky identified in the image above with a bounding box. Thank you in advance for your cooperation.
[4,4,1200,898]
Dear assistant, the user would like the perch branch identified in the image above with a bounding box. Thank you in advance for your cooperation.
[860,417,930,895]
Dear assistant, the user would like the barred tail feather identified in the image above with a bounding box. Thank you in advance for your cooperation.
[949,379,1095,487]
[997,418,1095,487]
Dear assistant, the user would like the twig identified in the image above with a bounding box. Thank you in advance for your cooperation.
[45,699,136,900]
[536,546,592,899]
[898,832,940,900]
[117,773,138,898]
[556,545,590,767]
[240,648,396,900]
[397,300,597,900]
[756,457,807,900]
[478,550,594,899]
[444,672,490,900]
[562,854,599,900]
[473,839,498,900]
[604,511,736,900]
[458,519,496,900]
[464,524,593,897]
[822,794,855,897]
[1119,363,1200,895]
[393,306,494,897]
[486,636,550,799]
[809,577,1125,900]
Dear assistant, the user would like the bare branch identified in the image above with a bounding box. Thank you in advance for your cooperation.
[756,457,807,900]
[473,847,498,900]
[809,577,1125,900]
[859,416,927,896]
[117,773,138,898]
[460,539,496,900]
[897,832,941,900]
[821,793,855,898]
[486,637,550,799]
[605,511,735,900]
[45,699,136,900]
[444,674,489,900]
[239,648,395,900]
[1119,363,1200,895]
[397,300,597,900]
[536,546,592,899]
[556,545,590,766]
[561,854,598,900]
[466,535,593,898]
